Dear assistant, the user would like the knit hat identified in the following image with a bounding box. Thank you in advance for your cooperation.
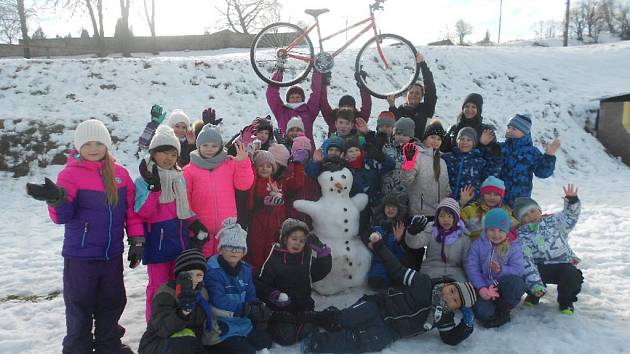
[453,282,477,308]
[149,125,181,154]
[286,116,305,132]
[256,119,274,135]
[336,108,356,122]
[325,136,345,153]
[508,113,533,135]
[74,119,112,151]
[196,124,223,148]
[435,197,461,225]
[344,137,362,152]
[268,144,290,167]
[480,176,505,198]
[174,249,208,275]
[394,117,415,137]
[217,217,248,254]
[165,109,191,129]
[279,218,310,243]
[291,135,312,153]
[457,127,478,146]
[422,119,446,141]
[253,150,277,172]
[286,86,305,102]
[462,93,483,115]
[484,208,512,234]
[513,197,541,221]
[376,111,396,129]
[338,95,356,109]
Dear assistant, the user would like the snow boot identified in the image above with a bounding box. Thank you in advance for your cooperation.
[301,306,342,331]
[524,294,540,306]
[559,303,575,315]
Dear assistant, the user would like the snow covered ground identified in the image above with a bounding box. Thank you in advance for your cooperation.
[1,41,630,353]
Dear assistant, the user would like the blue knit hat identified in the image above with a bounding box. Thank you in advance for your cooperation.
[483,208,512,234]
[324,136,346,154]
[480,176,506,198]
[508,113,532,135]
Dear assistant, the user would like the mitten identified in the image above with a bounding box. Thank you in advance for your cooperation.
[407,215,428,235]
[26,177,65,204]
[202,107,222,125]
[354,66,367,87]
[309,242,331,258]
[292,149,310,163]
[461,307,474,327]
[264,192,284,206]
[175,272,197,313]
[139,159,161,192]
[189,220,209,241]
[269,290,291,307]
[244,300,272,328]
[150,104,166,123]
[401,143,418,170]
[273,128,286,145]
[127,243,144,269]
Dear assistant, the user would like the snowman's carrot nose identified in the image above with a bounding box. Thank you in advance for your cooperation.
[334,182,343,190]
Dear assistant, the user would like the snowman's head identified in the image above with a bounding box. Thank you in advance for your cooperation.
[318,167,353,197]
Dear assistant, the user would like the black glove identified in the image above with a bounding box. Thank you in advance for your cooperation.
[202,107,223,125]
[139,159,161,192]
[375,132,389,149]
[175,272,197,313]
[128,243,144,268]
[366,142,385,162]
[189,220,209,250]
[323,71,332,86]
[26,177,65,204]
[244,300,272,327]
[273,128,286,145]
[354,67,367,87]
[408,215,429,235]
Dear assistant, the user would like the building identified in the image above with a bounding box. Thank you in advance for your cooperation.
[596,93,630,165]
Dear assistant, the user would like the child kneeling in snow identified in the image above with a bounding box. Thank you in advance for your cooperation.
[138,249,212,354]
[301,235,477,353]
[515,184,584,315]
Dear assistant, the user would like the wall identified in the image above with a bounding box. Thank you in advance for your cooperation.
[598,101,630,165]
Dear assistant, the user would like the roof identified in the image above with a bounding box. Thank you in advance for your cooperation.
[596,93,630,102]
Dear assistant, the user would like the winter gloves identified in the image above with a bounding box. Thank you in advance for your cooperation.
[292,149,310,163]
[308,235,332,258]
[354,67,367,88]
[479,285,500,301]
[139,159,161,192]
[407,215,429,235]
[26,177,66,205]
[401,142,418,170]
[189,220,209,250]
[243,300,272,329]
[150,104,167,123]
[175,272,197,313]
[263,192,284,206]
[127,238,144,269]
[202,107,222,126]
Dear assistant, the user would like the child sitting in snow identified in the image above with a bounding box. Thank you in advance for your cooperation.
[515,184,584,315]
[138,250,212,354]
[255,219,332,345]
[466,208,526,328]
[134,126,194,322]
[405,197,470,283]
[205,218,273,353]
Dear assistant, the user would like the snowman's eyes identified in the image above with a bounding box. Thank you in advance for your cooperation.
[341,175,347,179]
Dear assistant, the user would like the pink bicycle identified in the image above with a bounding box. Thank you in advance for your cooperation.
[249,0,419,99]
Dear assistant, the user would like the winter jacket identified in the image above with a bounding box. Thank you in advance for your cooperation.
[401,147,450,217]
[381,141,407,196]
[461,202,519,241]
[519,198,581,291]
[466,235,525,290]
[389,62,437,140]
[441,147,502,201]
[441,115,496,153]
[405,221,471,282]
[204,255,257,344]
[348,155,395,207]
[368,225,408,284]
[285,161,320,226]
[321,85,372,134]
[267,70,322,144]
[255,238,332,313]
[139,281,212,354]
[498,134,556,206]
[48,151,143,260]
[183,158,254,257]
[178,139,195,167]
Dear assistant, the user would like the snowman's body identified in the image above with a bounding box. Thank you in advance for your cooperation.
[294,167,371,295]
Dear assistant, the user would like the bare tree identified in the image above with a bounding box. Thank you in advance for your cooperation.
[571,6,586,40]
[564,0,570,46]
[598,0,617,33]
[216,0,282,34]
[118,0,130,56]
[0,0,32,57]
[0,11,20,44]
[616,1,630,39]
[54,0,105,56]
[455,19,473,45]
[143,0,157,54]
[580,0,601,36]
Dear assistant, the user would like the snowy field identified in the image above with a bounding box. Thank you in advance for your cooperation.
[1,42,630,353]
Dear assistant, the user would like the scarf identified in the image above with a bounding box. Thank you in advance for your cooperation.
[433,219,466,262]
[145,157,193,219]
[190,149,228,171]
[285,102,305,110]
[346,153,364,170]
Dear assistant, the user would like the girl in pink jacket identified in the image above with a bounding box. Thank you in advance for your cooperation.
[183,124,254,258]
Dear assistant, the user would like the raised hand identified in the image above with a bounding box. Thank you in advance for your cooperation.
[354,67,367,87]
[402,142,417,161]
[312,149,324,162]
[150,104,166,123]
[480,128,495,145]
[416,52,425,63]
[479,285,500,300]
[355,117,369,135]
[386,95,396,107]
[459,185,474,206]
[139,159,161,192]
[26,177,65,204]
[202,107,222,125]
[231,142,248,161]
[186,129,196,144]
[393,221,405,242]
[545,138,561,155]
[407,215,428,235]
[175,272,196,313]
[563,184,578,198]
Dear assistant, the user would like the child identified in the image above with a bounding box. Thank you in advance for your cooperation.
[405,197,470,282]
[376,111,396,139]
[252,117,275,152]
[333,108,365,143]
[255,219,332,345]
[466,208,526,328]
[441,93,496,153]
[306,136,346,178]
[138,249,212,354]
[164,109,196,167]
[498,113,560,206]
[284,116,306,150]
[26,119,143,354]
[515,184,583,314]
[321,76,372,135]
[134,126,194,321]
[461,176,519,241]
[345,137,395,208]
[183,124,254,257]
[382,117,418,196]
[302,235,477,352]
[285,135,320,225]
[400,120,451,218]
[205,218,273,353]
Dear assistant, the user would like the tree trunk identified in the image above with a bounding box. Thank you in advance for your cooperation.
[563,0,570,47]
[143,0,158,54]
[17,0,30,58]
[97,0,105,56]
[119,0,131,57]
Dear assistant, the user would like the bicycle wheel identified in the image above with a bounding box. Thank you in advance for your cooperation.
[355,33,419,99]
[250,22,315,87]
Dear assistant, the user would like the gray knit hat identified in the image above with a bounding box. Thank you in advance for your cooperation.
[217,217,248,254]
[149,125,181,154]
[513,197,541,221]
[394,117,415,137]
[174,249,208,275]
[286,116,305,132]
[457,127,478,146]
[279,218,310,243]
[74,119,112,151]
[196,124,223,148]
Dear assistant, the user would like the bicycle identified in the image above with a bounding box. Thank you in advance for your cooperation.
[249,0,420,99]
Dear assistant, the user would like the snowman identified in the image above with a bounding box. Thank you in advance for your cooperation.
[293,164,371,295]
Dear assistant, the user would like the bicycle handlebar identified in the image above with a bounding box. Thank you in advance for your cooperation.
[370,0,385,12]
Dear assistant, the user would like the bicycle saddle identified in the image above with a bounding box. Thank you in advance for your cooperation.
[304,9,329,17]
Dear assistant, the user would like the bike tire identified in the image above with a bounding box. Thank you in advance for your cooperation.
[355,33,419,99]
[250,22,315,87]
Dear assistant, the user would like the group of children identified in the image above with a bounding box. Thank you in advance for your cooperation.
[25,52,584,354]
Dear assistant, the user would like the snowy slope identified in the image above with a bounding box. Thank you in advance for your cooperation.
[1,42,630,353]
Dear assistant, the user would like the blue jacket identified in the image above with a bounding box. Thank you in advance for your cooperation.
[499,134,556,206]
[465,234,525,290]
[442,148,502,201]
[368,225,406,285]
[349,156,395,207]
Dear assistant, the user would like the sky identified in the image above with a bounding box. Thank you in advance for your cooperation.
[30,0,567,45]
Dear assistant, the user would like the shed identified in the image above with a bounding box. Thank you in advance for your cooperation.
[596,93,630,165]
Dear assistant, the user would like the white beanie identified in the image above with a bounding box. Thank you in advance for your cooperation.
[74,119,112,151]
[286,116,305,132]
[149,125,181,154]
[166,109,191,129]
[217,217,248,254]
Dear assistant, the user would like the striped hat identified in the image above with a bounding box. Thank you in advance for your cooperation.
[508,113,532,135]
[174,249,207,275]
[453,282,477,308]
[435,197,461,224]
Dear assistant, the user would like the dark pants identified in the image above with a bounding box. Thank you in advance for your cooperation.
[474,275,525,321]
[537,263,583,308]
[310,300,396,353]
[63,257,128,354]
[208,327,272,354]
[158,336,206,354]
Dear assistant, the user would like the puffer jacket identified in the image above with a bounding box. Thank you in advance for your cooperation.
[461,202,519,241]
[401,146,450,217]
[442,147,502,201]
[465,234,525,290]
[48,151,143,260]
[183,158,254,257]
[348,155,395,207]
